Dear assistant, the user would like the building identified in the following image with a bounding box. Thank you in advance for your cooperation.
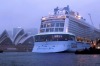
[0,30,14,51]
[0,28,34,52]
[13,27,22,37]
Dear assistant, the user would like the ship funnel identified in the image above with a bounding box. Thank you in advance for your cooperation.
[63,5,70,14]
[54,7,59,15]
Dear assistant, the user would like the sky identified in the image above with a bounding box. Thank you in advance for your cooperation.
[0,0,100,32]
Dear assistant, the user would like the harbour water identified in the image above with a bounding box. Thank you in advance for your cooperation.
[0,52,100,66]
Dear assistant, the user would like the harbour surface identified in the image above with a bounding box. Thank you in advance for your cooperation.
[0,52,100,66]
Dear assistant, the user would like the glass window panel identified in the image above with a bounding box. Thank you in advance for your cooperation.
[50,28,54,32]
[56,23,59,27]
[60,23,64,27]
[59,28,64,32]
[35,34,75,42]
[47,23,51,27]
[40,29,45,33]
[55,28,59,32]
[51,23,55,27]
[46,28,49,32]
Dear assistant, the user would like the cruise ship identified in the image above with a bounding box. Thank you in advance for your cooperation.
[32,5,100,53]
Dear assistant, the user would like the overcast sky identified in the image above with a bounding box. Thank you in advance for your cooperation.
[0,0,100,32]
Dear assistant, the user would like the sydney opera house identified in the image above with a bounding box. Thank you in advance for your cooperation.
[0,28,35,52]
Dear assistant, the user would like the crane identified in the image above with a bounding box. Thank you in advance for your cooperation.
[88,13,94,26]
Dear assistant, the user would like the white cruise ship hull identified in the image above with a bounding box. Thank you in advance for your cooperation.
[32,41,89,53]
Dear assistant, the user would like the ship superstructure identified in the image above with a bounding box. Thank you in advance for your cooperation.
[40,5,100,41]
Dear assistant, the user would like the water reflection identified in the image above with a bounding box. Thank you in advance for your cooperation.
[0,53,100,66]
[92,55,98,58]
[76,55,100,66]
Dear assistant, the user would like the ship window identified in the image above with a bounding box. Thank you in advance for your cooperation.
[44,24,46,28]
[40,29,45,33]
[56,23,59,27]
[51,23,55,27]
[47,23,51,27]
[55,28,59,32]
[59,28,63,32]
[46,28,49,32]
[50,28,54,32]
[60,23,64,27]
[35,34,75,42]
